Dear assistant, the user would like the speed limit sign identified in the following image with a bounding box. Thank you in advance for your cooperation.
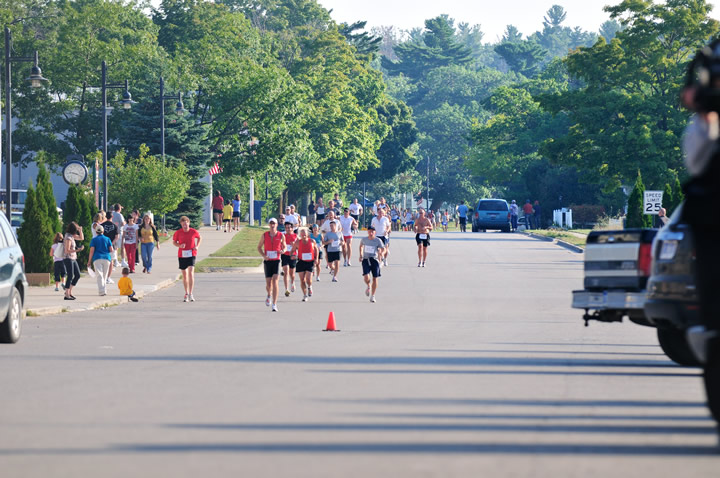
[644,190,663,215]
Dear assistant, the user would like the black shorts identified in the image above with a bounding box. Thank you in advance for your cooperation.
[296,260,314,273]
[213,208,223,215]
[350,214,359,222]
[264,260,280,278]
[377,236,387,245]
[416,233,431,247]
[178,256,196,270]
[362,258,381,278]
[232,211,240,218]
[281,254,297,268]
[459,217,467,226]
[53,260,66,282]
[316,213,325,220]
[223,219,230,223]
[327,251,341,262]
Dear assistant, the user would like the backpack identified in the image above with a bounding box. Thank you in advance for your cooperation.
[53,242,65,260]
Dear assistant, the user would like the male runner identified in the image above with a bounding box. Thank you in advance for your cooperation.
[323,221,344,282]
[359,226,385,303]
[456,200,469,232]
[349,198,362,233]
[281,222,298,296]
[257,218,286,312]
[339,208,357,266]
[370,207,391,266]
[414,208,433,267]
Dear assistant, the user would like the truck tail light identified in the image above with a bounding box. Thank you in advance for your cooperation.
[475,212,479,219]
[638,243,652,276]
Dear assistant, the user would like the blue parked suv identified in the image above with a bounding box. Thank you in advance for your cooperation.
[0,213,27,343]
[472,199,512,232]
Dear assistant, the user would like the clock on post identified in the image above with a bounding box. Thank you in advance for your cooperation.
[62,154,89,185]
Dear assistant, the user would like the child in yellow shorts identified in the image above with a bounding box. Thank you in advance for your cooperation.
[118,267,139,302]
[223,201,233,233]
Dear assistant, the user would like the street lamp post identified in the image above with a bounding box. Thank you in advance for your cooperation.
[100,60,134,212]
[3,26,48,221]
[426,156,430,211]
[159,76,184,231]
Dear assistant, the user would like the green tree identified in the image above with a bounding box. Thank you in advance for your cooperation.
[494,41,548,78]
[17,183,53,274]
[626,170,652,228]
[670,173,685,215]
[108,145,190,216]
[34,154,61,234]
[663,182,674,215]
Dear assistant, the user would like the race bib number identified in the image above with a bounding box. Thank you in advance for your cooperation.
[364,245,376,255]
[419,234,428,240]
[267,251,278,259]
[286,244,293,252]
[332,240,340,248]
[181,249,193,258]
[302,252,313,261]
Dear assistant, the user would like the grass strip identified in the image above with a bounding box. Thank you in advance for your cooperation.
[530,230,587,248]
[210,226,266,258]
[196,258,263,272]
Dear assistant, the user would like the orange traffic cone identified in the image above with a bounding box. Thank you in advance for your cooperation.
[324,311,340,332]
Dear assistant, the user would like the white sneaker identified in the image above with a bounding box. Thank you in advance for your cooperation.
[383,258,388,266]
[183,294,189,302]
[347,261,352,266]
[121,261,128,268]
[418,262,421,267]
[265,296,271,307]
[370,295,376,303]
[332,276,338,282]
[189,294,195,302]
[106,278,114,284]
[316,275,320,282]
[272,304,278,312]
[422,262,426,267]
[302,295,308,302]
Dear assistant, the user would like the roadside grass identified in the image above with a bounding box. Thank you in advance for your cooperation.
[570,229,592,235]
[210,226,266,258]
[529,229,587,248]
[196,258,262,272]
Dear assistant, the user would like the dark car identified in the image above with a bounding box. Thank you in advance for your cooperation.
[643,203,701,365]
[0,213,27,343]
[472,199,511,232]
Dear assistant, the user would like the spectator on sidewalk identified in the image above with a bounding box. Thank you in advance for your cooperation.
[63,222,84,300]
[509,200,519,232]
[49,233,66,292]
[118,267,139,302]
[123,215,139,273]
[212,190,224,230]
[100,214,118,284]
[533,200,543,229]
[87,225,113,296]
[223,200,233,233]
[139,214,160,274]
[522,200,534,230]
[112,204,126,267]
[232,194,242,231]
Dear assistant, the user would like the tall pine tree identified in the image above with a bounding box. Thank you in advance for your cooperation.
[18,183,53,274]
[35,155,61,234]
[626,170,652,228]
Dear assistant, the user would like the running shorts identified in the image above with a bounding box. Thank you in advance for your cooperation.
[343,236,352,241]
[232,211,240,218]
[316,213,325,220]
[178,256,196,270]
[415,233,431,247]
[327,251,341,263]
[362,257,381,278]
[296,260,314,273]
[213,208,223,215]
[264,260,280,277]
[377,236,387,245]
[281,254,297,268]
[350,214,359,222]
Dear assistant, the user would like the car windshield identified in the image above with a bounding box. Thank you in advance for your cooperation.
[478,201,508,211]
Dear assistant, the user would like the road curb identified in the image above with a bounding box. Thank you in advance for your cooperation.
[521,231,584,254]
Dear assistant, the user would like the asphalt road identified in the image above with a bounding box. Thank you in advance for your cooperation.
[1,231,718,477]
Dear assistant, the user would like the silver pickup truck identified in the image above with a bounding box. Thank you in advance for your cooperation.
[572,229,656,326]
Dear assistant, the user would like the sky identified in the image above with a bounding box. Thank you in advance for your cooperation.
[316,0,720,43]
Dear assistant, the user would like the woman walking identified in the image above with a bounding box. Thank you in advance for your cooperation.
[139,214,160,273]
[62,222,84,300]
[49,233,66,291]
[232,194,241,230]
[87,225,114,296]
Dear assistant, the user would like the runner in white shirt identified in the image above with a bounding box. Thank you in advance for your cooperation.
[370,208,391,266]
[320,210,341,269]
[284,206,299,230]
[338,208,358,267]
[348,199,362,233]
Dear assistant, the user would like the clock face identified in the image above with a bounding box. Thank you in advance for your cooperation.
[62,161,88,185]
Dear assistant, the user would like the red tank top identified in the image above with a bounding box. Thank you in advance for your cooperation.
[297,239,316,261]
[263,231,283,261]
[283,232,297,255]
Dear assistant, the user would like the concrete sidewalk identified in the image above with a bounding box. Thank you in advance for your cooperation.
[26,226,239,317]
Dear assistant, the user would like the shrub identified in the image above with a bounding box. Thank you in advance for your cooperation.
[568,204,606,225]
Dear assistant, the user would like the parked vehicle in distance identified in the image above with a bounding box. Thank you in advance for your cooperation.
[0,213,27,343]
[472,199,511,232]
[644,203,701,365]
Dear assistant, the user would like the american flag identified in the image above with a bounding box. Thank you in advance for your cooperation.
[208,162,222,176]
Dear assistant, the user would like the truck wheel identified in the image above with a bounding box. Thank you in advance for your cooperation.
[657,328,700,367]
[703,344,720,423]
[0,288,23,344]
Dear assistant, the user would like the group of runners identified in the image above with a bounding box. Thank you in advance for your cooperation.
[257,195,436,311]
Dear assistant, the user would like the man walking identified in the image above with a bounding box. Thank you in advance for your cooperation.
[112,204,126,267]
[522,200,534,230]
[257,218,285,312]
[414,208,433,267]
[359,226,385,303]
[456,200,469,232]
[173,216,202,302]
[533,200,543,229]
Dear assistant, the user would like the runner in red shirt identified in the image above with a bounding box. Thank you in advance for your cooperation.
[281,222,298,297]
[172,216,202,302]
[257,218,286,312]
[291,228,319,302]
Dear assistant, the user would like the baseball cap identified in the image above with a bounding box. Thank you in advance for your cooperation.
[95,225,105,234]
[268,218,278,224]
